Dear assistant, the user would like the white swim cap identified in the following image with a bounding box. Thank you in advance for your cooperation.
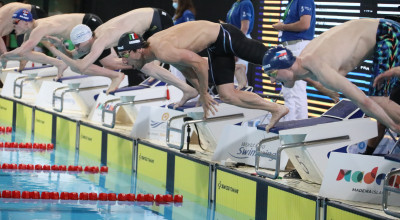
[70,24,92,45]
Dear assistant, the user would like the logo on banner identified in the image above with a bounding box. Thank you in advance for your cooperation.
[150,112,170,128]
[95,102,114,111]
[229,141,275,161]
[336,166,400,188]
[217,181,239,194]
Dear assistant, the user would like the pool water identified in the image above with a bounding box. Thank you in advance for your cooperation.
[0,131,228,220]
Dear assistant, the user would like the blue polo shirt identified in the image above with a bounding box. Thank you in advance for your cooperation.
[281,0,315,42]
[174,10,195,25]
[226,0,254,35]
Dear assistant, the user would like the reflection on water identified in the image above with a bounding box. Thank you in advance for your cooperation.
[0,130,224,220]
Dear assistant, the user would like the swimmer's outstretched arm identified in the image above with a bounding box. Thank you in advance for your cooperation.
[310,64,400,133]
[303,78,340,103]
[48,38,107,73]
[2,26,46,59]
[373,66,400,87]
[156,45,217,118]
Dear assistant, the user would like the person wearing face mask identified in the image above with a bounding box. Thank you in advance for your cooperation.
[172,0,196,25]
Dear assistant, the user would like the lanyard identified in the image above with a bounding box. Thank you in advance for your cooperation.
[282,0,294,21]
[227,1,240,22]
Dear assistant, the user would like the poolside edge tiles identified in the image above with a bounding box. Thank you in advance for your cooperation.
[0,97,13,127]
[173,156,210,220]
[136,143,168,193]
[107,133,133,174]
[79,123,102,164]
[325,200,388,220]
[56,116,76,151]
[267,186,316,220]
[33,109,53,143]
[15,102,33,143]
[215,169,257,219]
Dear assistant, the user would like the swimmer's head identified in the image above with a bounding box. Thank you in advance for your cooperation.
[262,46,296,77]
[12,9,32,22]
[117,32,145,54]
[13,9,33,35]
[70,24,92,45]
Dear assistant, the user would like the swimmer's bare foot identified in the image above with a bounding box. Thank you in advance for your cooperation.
[56,61,68,79]
[106,73,125,95]
[265,105,288,132]
[173,86,198,108]
[18,59,28,72]
[54,73,63,82]
[234,64,247,90]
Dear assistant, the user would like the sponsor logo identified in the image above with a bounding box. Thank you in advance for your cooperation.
[128,39,141,45]
[81,135,92,142]
[336,166,400,188]
[218,181,239,194]
[138,153,154,163]
[36,119,45,124]
[161,113,169,121]
[228,142,275,161]
[150,120,165,128]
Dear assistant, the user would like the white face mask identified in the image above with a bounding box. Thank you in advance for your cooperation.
[172,2,178,9]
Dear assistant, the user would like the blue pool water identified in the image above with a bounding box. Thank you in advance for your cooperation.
[0,133,228,220]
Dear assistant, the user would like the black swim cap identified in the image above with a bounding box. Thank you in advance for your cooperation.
[117,32,145,52]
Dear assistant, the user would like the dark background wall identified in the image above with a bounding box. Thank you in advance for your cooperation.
[79,0,236,23]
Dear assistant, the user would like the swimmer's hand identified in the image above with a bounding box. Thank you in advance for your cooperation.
[309,79,340,103]
[0,56,7,69]
[44,36,64,49]
[197,93,219,118]
[373,67,400,88]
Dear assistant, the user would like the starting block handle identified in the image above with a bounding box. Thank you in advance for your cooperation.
[52,85,108,112]
[101,98,121,128]
[166,114,188,150]
[52,85,69,112]
[13,76,30,98]
[383,168,400,218]
[255,135,350,179]
[102,96,167,128]
[166,113,246,150]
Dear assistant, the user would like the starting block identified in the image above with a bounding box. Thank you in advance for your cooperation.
[1,68,56,103]
[382,154,400,217]
[254,99,377,183]
[88,78,182,129]
[35,74,127,117]
[0,63,53,83]
[163,90,267,152]
[319,152,400,208]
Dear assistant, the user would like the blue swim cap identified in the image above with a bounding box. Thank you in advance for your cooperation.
[12,9,33,22]
[262,46,296,76]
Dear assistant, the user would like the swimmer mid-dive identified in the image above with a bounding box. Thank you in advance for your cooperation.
[115,21,338,131]
[263,18,400,134]
[47,8,198,102]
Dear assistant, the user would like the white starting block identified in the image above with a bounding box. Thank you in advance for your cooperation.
[88,78,182,128]
[163,89,267,152]
[0,65,83,102]
[319,152,400,209]
[254,99,378,184]
[1,65,58,83]
[1,67,57,103]
[35,74,127,117]
[382,154,400,217]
